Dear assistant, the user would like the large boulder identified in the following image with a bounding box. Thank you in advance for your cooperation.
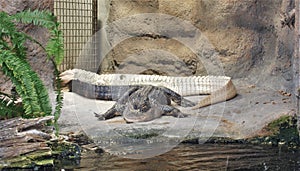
[98,0,295,92]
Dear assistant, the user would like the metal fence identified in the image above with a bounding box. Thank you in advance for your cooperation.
[54,0,98,71]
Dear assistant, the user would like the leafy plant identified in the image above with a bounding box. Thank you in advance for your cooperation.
[0,10,64,133]
[0,92,24,119]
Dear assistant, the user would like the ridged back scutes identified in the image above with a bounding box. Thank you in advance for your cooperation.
[72,69,232,96]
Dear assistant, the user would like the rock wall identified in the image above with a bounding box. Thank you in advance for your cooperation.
[0,0,297,93]
[98,0,296,91]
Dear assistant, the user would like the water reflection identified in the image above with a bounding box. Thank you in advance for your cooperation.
[72,144,300,171]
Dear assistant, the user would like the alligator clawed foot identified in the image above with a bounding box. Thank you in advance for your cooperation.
[180,99,196,107]
[176,112,189,118]
[94,112,105,120]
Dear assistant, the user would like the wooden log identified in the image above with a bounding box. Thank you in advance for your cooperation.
[0,116,53,160]
[0,116,83,169]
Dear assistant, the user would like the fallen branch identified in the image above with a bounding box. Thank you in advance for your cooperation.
[0,116,54,159]
[0,116,83,169]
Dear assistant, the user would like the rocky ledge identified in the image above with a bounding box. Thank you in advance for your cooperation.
[58,78,298,158]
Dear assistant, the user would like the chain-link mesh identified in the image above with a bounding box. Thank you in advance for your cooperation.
[54,0,98,71]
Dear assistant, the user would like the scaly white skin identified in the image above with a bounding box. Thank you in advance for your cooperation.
[60,69,237,109]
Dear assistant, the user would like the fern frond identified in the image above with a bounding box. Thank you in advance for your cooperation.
[11,10,64,66]
[14,9,65,125]
[11,9,64,62]
[0,99,24,119]
[0,50,52,117]
[0,10,64,134]
[47,26,64,65]
[0,12,27,58]
[11,9,56,29]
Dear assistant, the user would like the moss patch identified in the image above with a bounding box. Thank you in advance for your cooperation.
[182,115,300,148]
[0,140,81,169]
[248,115,299,147]
[0,150,53,169]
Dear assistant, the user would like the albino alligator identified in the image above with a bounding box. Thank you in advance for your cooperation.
[60,69,237,110]
[61,69,237,122]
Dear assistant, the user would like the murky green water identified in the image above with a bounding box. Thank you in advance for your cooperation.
[59,143,300,171]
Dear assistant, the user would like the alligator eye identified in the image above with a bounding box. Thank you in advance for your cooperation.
[140,104,148,112]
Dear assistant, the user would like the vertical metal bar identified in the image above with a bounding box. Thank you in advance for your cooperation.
[63,0,68,71]
[72,0,77,69]
[92,0,98,71]
[92,0,98,35]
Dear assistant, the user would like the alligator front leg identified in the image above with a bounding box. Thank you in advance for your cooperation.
[94,106,121,120]
[94,86,140,121]
[160,105,189,118]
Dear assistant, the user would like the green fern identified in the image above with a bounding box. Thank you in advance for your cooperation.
[47,26,64,65]
[12,10,65,134]
[12,9,56,29]
[0,9,64,126]
[0,12,27,59]
[0,49,52,117]
[11,9,64,65]
[0,92,24,119]
[0,101,23,119]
